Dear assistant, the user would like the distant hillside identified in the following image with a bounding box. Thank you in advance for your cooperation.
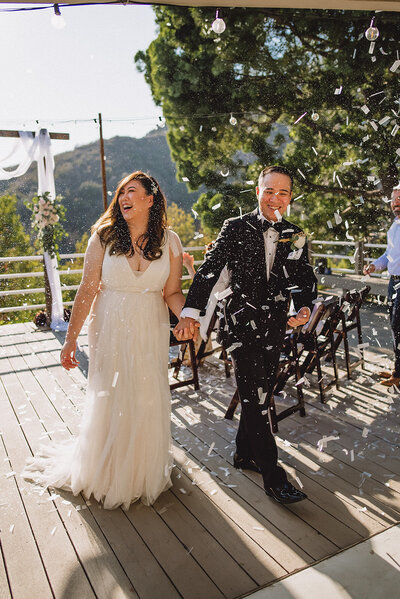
[0,129,201,251]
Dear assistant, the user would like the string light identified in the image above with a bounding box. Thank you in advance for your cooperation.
[51,4,66,29]
[212,10,226,34]
[365,17,379,41]
[229,114,237,126]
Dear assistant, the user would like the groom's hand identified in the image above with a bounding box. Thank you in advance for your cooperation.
[287,306,311,328]
[173,317,200,341]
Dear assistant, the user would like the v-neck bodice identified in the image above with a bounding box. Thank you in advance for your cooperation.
[100,232,171,293]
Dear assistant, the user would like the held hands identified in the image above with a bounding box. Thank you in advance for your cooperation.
[287,306,311,329]
[363,263,376,275]
[60,339,80,370]
[173,317,200,341]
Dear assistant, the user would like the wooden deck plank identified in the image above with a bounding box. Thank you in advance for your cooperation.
[180,392,396,534]
[171,415,335,562]
[153,474,259,599]
[12,336,228,599]
[172,398,366,547]
[0,355,139,599]
[2,322,400,599]
[0,386,53,599]
[0,550,11,599]
[171,442,309,572]
[124,501,225,599]
[168,465,288,585]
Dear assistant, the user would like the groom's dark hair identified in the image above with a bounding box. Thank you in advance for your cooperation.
[258,165,293,190]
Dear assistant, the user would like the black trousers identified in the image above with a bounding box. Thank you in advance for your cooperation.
[231,345,288,489]
[388,277,400,377]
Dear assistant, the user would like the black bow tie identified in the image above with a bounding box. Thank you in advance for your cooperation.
[258,218,286,234]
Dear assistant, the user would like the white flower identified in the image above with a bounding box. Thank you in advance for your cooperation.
[291,232,307,249]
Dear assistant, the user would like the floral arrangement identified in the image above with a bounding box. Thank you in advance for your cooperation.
[279,231,307,251]
[25,192,67,258]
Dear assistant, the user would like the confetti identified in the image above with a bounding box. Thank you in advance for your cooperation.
[207,442,215,455]
[390,60,400,73]
[9,525,14,533]
[361,105,370,115]
[362,428,370,438]
[111,372,119,388]
[293,111,308,124]
[212,203,221,211]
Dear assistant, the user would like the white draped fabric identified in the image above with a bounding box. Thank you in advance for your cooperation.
[0,129,68,331]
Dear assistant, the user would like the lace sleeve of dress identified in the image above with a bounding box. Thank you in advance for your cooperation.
[167,229,183,258]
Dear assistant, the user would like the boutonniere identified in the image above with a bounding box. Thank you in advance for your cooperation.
[278,232,307,251]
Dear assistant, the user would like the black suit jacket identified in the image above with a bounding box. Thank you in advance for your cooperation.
[185,209,317,349]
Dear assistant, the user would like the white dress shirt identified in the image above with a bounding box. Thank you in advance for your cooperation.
[181,217,280,321]
[372,218,400,275]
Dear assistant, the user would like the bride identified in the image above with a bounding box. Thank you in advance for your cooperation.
[23,171,195,509]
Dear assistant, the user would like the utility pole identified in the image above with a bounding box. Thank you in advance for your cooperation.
[98,113,108,212]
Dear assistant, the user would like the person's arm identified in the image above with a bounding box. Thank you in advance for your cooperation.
[364,248,388,274]
[174,219,234,339]
[163,232,198,339]
[289,240,318,326]
[60,233,105,370]
[182,252,196,279]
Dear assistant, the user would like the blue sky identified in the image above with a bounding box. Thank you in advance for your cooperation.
[0,3,160,162]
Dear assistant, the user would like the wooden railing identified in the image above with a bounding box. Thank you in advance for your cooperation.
[0,247,206,316]
[0,240,388,317]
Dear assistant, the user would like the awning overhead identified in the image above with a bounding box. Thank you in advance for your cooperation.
[4,0,400,12]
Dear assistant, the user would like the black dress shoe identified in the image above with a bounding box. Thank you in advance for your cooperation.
[265,481,307,504]
[233,453,261,473]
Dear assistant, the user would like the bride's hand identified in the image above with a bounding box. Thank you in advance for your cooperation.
[60,339,80,370]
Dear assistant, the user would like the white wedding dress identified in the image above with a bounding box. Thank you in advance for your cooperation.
[23,231,176,509]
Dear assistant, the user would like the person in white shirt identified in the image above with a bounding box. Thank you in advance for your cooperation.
[364,184,400,387]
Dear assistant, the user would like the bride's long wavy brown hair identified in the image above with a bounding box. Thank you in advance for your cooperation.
[92,171,167,260]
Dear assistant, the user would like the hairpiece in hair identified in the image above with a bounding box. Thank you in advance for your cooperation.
[150,180,158,195]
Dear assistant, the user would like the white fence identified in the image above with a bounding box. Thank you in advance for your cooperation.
[0,241,388,316]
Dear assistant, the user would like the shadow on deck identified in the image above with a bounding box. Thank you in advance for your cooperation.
[0,321,399,599]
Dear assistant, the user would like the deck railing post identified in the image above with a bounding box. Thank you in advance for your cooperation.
[43,258,52,326]
[355,241,364,275]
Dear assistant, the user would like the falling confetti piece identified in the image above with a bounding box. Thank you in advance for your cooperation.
[212,203,221,211]
[9,524,14,533]
[208,442,215,455]
[50,527,57,536]
[293,111,308,124]
[390,60,400,72]
[362,428,370,438]
[112,372,119,388]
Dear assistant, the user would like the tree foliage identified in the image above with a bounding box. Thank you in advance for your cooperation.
[136,7,400,240]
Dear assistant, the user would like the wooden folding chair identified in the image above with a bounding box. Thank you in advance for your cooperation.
[195,308,232,377]
[268,296,339,427]
[224,298,337,425]
[335,285,371,378]
[169,312,200,391]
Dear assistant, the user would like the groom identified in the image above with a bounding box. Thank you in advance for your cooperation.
[174,165,317,504]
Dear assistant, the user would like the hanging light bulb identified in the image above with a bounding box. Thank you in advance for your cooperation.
[212,10,226,34]
[51,4,66,29]
[365,17,379,41]
[229,114,237,126]
[311,111,320,121]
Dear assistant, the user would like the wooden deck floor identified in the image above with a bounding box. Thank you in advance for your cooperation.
[1,321,400,599]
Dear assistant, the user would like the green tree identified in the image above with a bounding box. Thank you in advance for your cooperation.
[0,195,41,324]
[167,201,196,246]
[136,7,399,240]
